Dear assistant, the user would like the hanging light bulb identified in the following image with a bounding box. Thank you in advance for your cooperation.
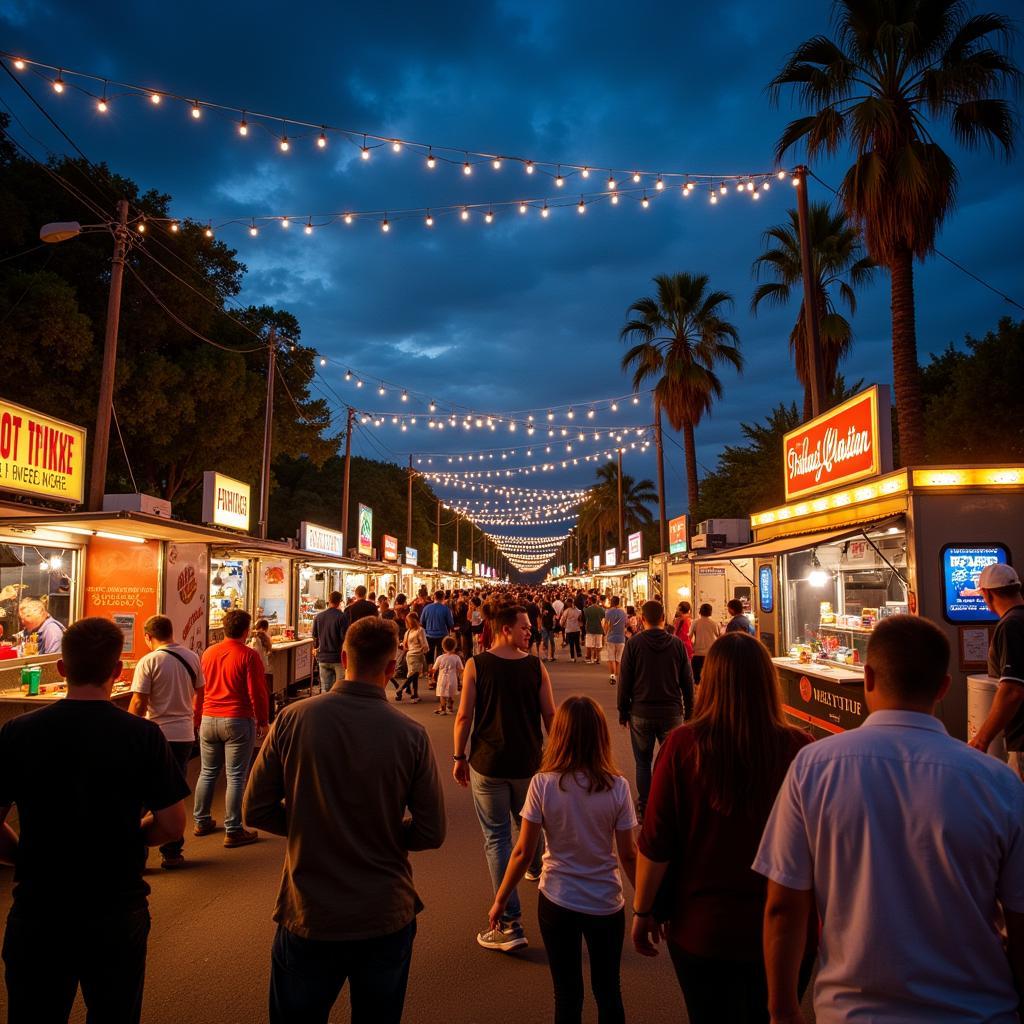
[381,218,390,233]
[344,213,353,225]
[191,100,201,119]
[463,157,473,175]
[581,167,590,179]
[97,95,108,113]
[378,384,386,396]
[319,357,327,367]
[280,217,290,229]
[541,203,550,217]
[778,169,787,180]
[461,207,470,221]
[547,411,554,421]
[392,139,402,152]
[610,401,618,411]
[611,191,619,205]
[137,220,147,234]
[752,190,760,200]
[280,136,290,152]
[632,171,641,183]
[710,193,717,204]
[356,379,363,387]
[304,220,313,234]
[13,59,25,70]
[555,167,564,187]
[655,176,665,191]
[150,92,161,104]
[485,210,494,223]
[641,193,650,208]
[632,395,640,404]
[736,181,745,193]
[492,157,502,170]
[249,222,259,237]
[747,180,755,192]
[792,174,800,186]
[238,117,248,136]
[519,202,528,214]
[401,391,408,402]
[52,72,64,93]
[719,182,727,195]
[345,370,353,381]
[204,225,213,238]
[361,136,370,159]
[425,212,434,227]
[682,182,691,197]
[429,401,437,412]
[525,160,535,174]
[318,129,327,148]
[426,148,436,169]
[170,221,179,232]
[762,180,770,191]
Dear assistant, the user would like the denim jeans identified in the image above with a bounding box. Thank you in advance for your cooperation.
[194,716,256,833]
[160,740,194,859]
[629,715,683,813]
[3,905,150,1024]
[318,661,340,690]
[541,628,556,659]
[269,920,416,1024]
[470,768,543,923]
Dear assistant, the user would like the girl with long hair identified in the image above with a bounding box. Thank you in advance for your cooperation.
[489,696,637,1024]
[630,632,815,1023]
[395,612,426,703]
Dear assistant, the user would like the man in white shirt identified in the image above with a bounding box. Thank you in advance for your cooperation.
[129,614,204,868]
[755,614,1024,1024]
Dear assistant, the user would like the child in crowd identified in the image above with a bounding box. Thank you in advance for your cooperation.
[489,696,637,1024]
[396,612,427,703]
[431,635,463,715]
[248,617,274,695]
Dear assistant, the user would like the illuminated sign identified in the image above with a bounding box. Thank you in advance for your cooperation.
[628,531,643,561]
[405,546,418,566]
[465,558,473,575]
[941,544,1010,624]
[782,385,891,501]
[300,521,343,557]
[669,515,688,554]
[202,471,251,531]
[0,399,86,504]
[357,505,373,556]
[758,565,774,614]
[592,555,601,569]
[432,542,439,569]
[382,535,398,561]
[452,550,459,572]
[605,547,617,567]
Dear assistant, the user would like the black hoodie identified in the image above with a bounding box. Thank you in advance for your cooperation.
[616,627,694,723]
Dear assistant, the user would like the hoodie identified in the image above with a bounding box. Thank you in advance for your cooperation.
[617,628,694,723]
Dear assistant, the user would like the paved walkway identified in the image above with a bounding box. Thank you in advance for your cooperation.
[0,653,816,1023]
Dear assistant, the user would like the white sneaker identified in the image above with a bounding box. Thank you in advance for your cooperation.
[477,920,528,952]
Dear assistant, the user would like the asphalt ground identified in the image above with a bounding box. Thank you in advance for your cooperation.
[0,651,817,1023]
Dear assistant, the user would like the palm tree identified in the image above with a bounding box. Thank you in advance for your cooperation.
[578,463,657,552]
[751,202,875,420]
[620,272,742,516]
[769,0,1019,464]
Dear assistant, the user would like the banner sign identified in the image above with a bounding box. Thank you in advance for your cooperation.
[605,547,617,567]
[628,531,643,561]
[669,515,688,555]
[452,550,459,572]
[382,535,398,561]
[432,542,439,569]
[202,471,251,531]
[299,521,343,557]
[163,542,208,658]
[357,504,373,557]
[0,399,86,504]
[941,543,1010,624]
[405,546,418,566]
[592,555,601,569]
[783,385,891,501]
[465,558,473,575]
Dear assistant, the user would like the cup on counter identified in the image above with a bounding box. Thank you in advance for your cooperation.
[21,664,42,696]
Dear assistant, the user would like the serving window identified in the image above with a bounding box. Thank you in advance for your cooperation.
[0,540,76,652]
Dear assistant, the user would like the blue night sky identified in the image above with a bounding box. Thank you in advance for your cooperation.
[2,0,1021,532]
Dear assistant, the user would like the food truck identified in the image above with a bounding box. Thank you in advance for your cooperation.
[708,386,1024,740]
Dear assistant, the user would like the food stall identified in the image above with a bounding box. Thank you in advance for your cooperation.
[715,385,1024,740]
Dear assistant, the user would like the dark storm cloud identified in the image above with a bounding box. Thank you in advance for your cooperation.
[2,0,1020,523]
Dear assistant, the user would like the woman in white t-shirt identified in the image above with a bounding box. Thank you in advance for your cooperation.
[489,695,637,1024]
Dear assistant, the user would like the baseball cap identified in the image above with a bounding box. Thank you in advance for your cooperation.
[978,563,1020,589]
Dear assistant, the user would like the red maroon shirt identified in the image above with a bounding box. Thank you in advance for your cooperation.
[639,723,813,960]
[198,638,269,727]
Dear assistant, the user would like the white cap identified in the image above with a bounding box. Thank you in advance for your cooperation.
[978,563,1020,589]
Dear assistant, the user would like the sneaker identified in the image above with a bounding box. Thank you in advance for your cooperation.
[224,828,259,849]
[609,674,616,685]
[409,697,421,704]
[477,920,528,952]
[525,869,541,882]
[434,708,445,715]
[161,854,186,869]
[193,819,218,837]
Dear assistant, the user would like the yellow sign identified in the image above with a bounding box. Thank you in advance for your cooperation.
[202,471,251,531]
[0,399,86,503]
[432,542,439,569]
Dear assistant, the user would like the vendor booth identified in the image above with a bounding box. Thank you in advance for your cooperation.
[715,386,1024,740]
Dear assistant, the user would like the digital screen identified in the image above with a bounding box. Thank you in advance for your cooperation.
[758,565,774,614]
[941,544,1010,623]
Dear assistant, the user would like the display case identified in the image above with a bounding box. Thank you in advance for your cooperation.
[781,525,909,672]
[209,557,250,630]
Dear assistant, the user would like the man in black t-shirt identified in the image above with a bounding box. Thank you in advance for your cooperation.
[969,564,1024,777]
[0,617,189,1024]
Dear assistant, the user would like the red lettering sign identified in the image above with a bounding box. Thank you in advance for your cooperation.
[782,386,892,501]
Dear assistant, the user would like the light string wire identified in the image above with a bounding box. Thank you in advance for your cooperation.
[3,52,788,186]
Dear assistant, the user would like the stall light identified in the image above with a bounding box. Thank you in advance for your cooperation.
[49,555,63,570]
[808,568,829,588]
[94,531,147,544]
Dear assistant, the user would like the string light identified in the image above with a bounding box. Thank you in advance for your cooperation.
[238,117,248,136]
[555,168,564,187]
[279,135,290,152]
[97,93,108,113]
[12,58,24,70]
[463,157,472,175]
[304,220,313,234]
[461,207,470,221]
[191,100,201,119]
[169,221,179,232]
[641,194,649,208]
[249,222,258,236]
[52,72,64,93]
[425,212,434,227]
[149,92,161,104]
[492,158,502,170]
[392,140,402,153]
[519,202,528,214]
[280,217,289,229]
[541,203,550,218]
[485,210,494,224]
[577,197,585,214]
[655,176,664,190]
[317,129,327,148]
[381,217,390,233]
[427,148,436,168]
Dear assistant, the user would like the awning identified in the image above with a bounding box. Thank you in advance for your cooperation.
[694,515,903,561]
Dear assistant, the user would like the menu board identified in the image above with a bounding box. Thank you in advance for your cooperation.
[259,559,289,624]
[669,515,688,554]
[941,544,1010,623]
[382,535,398,561]
[358,505,373,557]
[628,531,643,561]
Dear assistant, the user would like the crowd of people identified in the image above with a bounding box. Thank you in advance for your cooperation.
[1,565,1024,1024]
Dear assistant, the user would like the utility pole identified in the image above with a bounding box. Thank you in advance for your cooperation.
[257,326,277,539]
[654,404,667,555]
[794,165,825,418]
[88,198,129,511]
[436,499,441,562]
[455,513,460,564]
[406,455,414,557]
[341,407,355,549]
[617,448,625,558]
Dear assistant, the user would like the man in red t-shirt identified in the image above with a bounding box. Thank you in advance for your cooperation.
[193,610,269,848]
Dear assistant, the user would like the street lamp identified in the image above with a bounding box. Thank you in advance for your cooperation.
[40,199,129,510]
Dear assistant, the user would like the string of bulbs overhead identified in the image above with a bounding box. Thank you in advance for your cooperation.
[5,52,792,200]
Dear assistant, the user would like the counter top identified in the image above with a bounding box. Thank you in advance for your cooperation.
[773,658,864,685]
[0,686,133,704]
[270,638,314,651]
